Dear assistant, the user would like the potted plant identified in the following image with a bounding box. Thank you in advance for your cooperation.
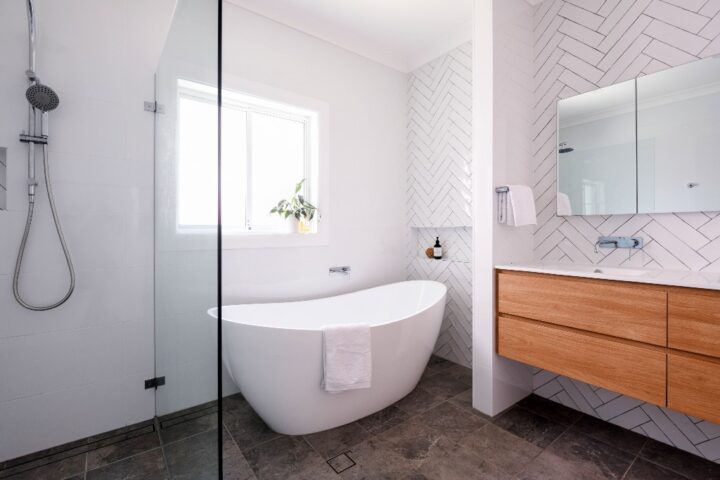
[269,179,318,234]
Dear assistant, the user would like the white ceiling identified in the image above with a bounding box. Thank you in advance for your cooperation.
[225,0,474,72]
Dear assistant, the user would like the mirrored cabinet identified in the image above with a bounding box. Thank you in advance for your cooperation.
[557,55,720,216]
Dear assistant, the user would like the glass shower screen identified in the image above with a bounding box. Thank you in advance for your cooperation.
[154,0,221,476]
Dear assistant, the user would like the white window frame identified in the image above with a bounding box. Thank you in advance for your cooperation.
[175,77,329,249]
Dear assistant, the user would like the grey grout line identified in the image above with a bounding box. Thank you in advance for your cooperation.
[85,447,165,477]
[635,444,697,480]
[222,422,261,480]
[512,402,583,478]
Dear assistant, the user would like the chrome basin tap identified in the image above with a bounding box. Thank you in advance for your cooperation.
[594,236,643,254]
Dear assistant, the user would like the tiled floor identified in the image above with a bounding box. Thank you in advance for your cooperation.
[2,356,719,479]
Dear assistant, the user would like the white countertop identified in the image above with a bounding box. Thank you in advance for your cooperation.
[495,263,720,291]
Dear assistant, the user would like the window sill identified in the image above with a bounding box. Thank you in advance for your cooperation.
[221,230,329,249]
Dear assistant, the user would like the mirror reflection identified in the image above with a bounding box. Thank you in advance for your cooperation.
[557,55,720,216]
[637,56,720,214]
[557,80,636,216]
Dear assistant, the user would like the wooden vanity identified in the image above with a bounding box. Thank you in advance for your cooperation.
[496,269,720,424]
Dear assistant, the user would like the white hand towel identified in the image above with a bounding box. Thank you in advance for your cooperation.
[557,192,573,216]
[507,185,537,226]
[322,324,372,393]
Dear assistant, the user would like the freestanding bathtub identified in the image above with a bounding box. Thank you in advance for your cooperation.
[208,280,447,435]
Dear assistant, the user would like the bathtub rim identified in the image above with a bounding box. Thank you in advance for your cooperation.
[207,279,447,332]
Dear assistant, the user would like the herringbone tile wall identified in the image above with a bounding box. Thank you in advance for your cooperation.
[531,0,720,462]
[407,43,473,368]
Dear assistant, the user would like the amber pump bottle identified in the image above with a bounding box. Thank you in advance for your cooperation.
[433,237,443,260]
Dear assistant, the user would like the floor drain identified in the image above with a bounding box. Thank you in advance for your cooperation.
[327,452,356,474]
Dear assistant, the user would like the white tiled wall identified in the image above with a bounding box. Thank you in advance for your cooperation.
[0,0,174,462]
[406,44,474,368]
[530,0,720,463]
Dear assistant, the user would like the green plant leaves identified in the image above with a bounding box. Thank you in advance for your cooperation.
[269,178,319,221]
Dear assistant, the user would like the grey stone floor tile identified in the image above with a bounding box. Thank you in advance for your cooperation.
[516,394,583,426]
[639,439,720,480]
[356,405,409,435]
[86,431,161,470]
[243,435,335,480]
[414,401,486,443]
[86,448,166,480]
[447,389,493,421]
[223,395,279,451]
[303,421,370,460]
[624,458,690,480]
[0,454,86,480]
[394,386,446,416]
[163,430,220,479]
[421,356,453,380]
[519,429,634,480]
[460,423,541,476]
[441,363,473,387]
[418,442,515,480]
[375,417,447,463]
[493,405,568,448]
[222,429,257,480]
[159,411,218,445]
[416,371,470,400]
[339,437,419,480]
[162,428,255,480]
[569,414,647,456]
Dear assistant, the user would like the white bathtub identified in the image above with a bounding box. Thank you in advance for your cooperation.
[209,280,447,435]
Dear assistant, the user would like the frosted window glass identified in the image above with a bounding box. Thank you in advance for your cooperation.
[249,113,306,231]
[177,88,315,234]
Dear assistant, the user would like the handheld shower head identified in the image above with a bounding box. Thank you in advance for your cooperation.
[26,83,59,112]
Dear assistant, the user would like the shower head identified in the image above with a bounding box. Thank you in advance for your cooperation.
[26,83,59,112]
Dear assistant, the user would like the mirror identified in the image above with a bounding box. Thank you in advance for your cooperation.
[637,56,720,214]
[556,55,720,216]
[557,80,636,216]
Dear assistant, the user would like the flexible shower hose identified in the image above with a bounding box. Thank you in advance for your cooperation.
[13,144,75,311]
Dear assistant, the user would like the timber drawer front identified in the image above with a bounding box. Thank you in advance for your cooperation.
[668,290,720,358]
[497,271,667,346]
[498,315,666,405]
[668,352,720,424]
[496,269,720,424]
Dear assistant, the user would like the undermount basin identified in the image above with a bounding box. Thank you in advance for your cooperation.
[590,266,648,277]
[544,264,649,277]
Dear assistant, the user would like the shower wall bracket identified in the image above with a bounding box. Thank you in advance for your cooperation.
[0,147,6,210]
[143,101,165,114]
[19,133,48,144]
[144,376,166,390]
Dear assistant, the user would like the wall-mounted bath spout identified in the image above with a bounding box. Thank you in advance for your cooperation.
[558,142,574,154]
[329,266,351,276]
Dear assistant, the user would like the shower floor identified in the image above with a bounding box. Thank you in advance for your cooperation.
[0,356,715,479]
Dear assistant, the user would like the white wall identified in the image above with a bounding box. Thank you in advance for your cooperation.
[0,0,174,462]
[220,6,407,305]
[473,0,535,417]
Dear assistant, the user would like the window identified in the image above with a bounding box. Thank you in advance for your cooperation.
[176,80,322,238]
